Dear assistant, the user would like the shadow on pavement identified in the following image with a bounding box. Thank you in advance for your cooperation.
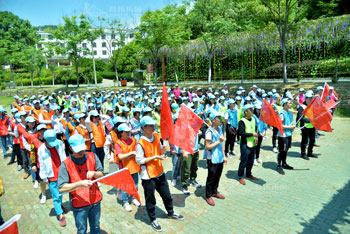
[134,205,170,227]
[197,159,207,169]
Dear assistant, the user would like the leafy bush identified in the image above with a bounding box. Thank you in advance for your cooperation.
[98,71,116,80]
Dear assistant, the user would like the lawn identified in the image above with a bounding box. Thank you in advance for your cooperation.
[0,96,14,113]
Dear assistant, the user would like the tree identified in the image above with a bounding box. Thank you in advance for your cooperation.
[187,0,237,84]
[136,4,190,84]
[0,11,38,82]
[110,40,142,74]
[49,15,92,87]
[260,0,303,83]
[19,46,45,87]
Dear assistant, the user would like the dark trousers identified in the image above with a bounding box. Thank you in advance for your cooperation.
[205,160,223,198]
[92,144,105,171]
[301,128,315,155]
[225,129,236,154]
[238,144,256,178]
[0,206,4,226]
[141,173,174,222]
[21,148,30,174]
[181,152,199,186]
[11,144,22,165]
[255,136,263,159]
[272,127,278,148]
[277,136,292,166]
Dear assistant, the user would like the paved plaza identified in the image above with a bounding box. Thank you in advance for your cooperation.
[1,117,350,234]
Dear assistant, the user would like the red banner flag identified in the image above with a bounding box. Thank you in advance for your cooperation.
[172,104,203,154]
[160,83,174,141]
[321,82,330,101]
[302,97,332,132]
[260,99,284,136]
[97,168,142,207]
[333,89,339,99]
[0,214,21,234]
[324,99,337,110]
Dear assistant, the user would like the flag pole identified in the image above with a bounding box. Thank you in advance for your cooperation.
[328,101,341,110]
[295,114,304,126]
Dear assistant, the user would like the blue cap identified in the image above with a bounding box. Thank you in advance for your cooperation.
[262,93,267,98]
[281,98,290,106]
[52,106,60,111]
[133,108,142,113]
[18,111,27,117]
[88,103,95,107]
[170,103,178,110]
[122,107,130,112]
[219,96,225,100]
[272,93,280,99]
[299,88,305,92]
[68,134,86,153]
[15,113,21,122]
[254,103,262,109]
[140,116,157,127]
[228,99,235,105]
[74,113,82,120]
[267,92,273,96]
[113,116,126,125]
[0,107,5,113]
[143,107,153,112]
[118,123,131,132]
[243,104,254,113]
[305,92,313,98]
[43,101,50,106]
[37,124,47,131]
[25,116,35,123]
[33,100,40,105]
[235,96,242,101]
[43,129,59,148]
[272,89,277,93]
[245,96,251,101]
[62,109,69,114]
[14,95,19,99]
[90,110,99,116]
[252,85,258,88]
[316,86,323,91]
[209,110,223,121]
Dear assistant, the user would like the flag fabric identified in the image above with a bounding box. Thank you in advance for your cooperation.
[0,214,21,234]
[321,82,330,101]
[172,104,203,154]
[97,168,142,207]
[260,99,284,136]
[302,97,332,132]
[324,99,337,110]
[333,89,339,99]
[160,83,174,141]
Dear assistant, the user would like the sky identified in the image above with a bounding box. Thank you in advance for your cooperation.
[0,0,183,27]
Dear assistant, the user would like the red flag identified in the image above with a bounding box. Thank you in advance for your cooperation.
[321,82,330,101]
[324,99,337,110]
[160,83,174,141]
[260,99,284,136]
[333,89,339,99]
[97,168,142,207]
[172,104,203,154]
[302,97,332,132]
[0,214,21,234]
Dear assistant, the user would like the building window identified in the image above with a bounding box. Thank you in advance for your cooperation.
[129,33,134,39]
[102,50,107,55]
[83,51,87,55]
[102,42,106,47]
[111,34,115,39]
[101,34,106,39]
[93,42,96,48]
[93,51,97,55]
[82,43,87,48]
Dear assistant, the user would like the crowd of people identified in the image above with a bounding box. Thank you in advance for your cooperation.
[0,83,338,233]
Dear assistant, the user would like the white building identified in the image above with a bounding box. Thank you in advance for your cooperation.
[37,27,135,62]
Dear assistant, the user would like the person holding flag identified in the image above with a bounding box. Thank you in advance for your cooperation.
[58,133,104,234]
[272,94,283,153]
[276,99,295,175]
[136,116,184,232]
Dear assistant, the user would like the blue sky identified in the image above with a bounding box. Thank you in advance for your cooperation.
[0,0,183,27]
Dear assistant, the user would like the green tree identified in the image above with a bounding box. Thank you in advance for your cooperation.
[49,15,92,87]
[111,40,142,74]
[20,46,46,87]
[136,4,190,84]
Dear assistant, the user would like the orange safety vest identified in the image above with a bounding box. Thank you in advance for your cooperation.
[90,121,106,148]
[110,130,119,164]
[9,118,20,144]
[41,110,54,129]
[12,102,21,111]
[67,121,77,137]
[0,116,9,136]
[32,108,42,124]
[64,152,102,208]
[138,132,163,178]
[76,125,91,151]
[116,137,140,174]
[22,105,32,112]
[60,117,71,140]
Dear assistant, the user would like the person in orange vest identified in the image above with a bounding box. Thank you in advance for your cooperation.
[88,110,106,170]
[76,113,92,152]
[136,116,184,232]
[58,133,104,234]
[39,101,54,129]
[11,96,21,112]
[38,129,67,227]
[22,98,32,114]
[0,107,10,156]
[30,124,47,204]
[7,108,23,169]
[31,100,42,124]
[60,109,71,154]
[115,123,141,212]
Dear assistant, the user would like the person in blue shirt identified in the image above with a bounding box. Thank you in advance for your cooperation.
[224,99,238,157]
[252,103,267,166]
[277,98,296,175]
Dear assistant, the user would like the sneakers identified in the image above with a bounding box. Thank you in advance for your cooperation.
[226,153,232,159]
[131,198,140,207]
[123,202,132,212]
[171,179,177,187]
[247,175,258,180]
[182,185,190,195]
[257,158,262,164]
[277,166,285,175]
[254,159,259,166]
[168,213,185,221]
[301,153,310,160]
[205,197,215,206]
[33,180,39,189]
[282,164,294,170]
[151,220,162,232]
[239,178,246,185]
[23,173,30,179]
[230,151,238,156]
[190,180,202,188]
[17,165,22,171]
[273,147,278,153]
[40,195,47,204]
[212,193,225,199]
[59,216,66,227]
[61,205,69,214]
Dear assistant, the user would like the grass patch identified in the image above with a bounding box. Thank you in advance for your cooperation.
[0,96,14,113]
[334,108,350,118]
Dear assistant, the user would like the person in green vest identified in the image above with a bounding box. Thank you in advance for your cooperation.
[235,96,243,144]
[297,92,316,160]
[102,96,113,114]
[218,96,227,120]
[237,104,259,185]
[272,94,282,153]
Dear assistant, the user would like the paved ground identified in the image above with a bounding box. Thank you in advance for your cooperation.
[1,117,350,234]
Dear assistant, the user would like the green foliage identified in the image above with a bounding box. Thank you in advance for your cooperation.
[79,58,107,72]
[109,40,142,74]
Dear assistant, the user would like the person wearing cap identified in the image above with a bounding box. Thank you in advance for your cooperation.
[203,110,227,206]
[31,100,42,124]
[271,94,282,153]
[130,108,142,142]
[249,85,258,96]
[38,129,67,226]
[297,93,316,160]
[218,96,227,116]
[237,104,259,185]
[136,116,184,232]
[296,88,305,108]
[7,109,22,168]
[22,98,32,113]
[29,124,48,204]
[51,106,65,140]
[39,101,55,129]
[0,108,10,156]
[315,86,323,99]
[114,123,141,212]
[76,114,92,152]
[58,133,103,233]
[69,98,81,116]
[224,99,238,157]
[276,99,295,175]
[88,110,106,170]
[252,103,267,166]
[173,84,181,104]
[11,96,22,111]
[64,114,80,143]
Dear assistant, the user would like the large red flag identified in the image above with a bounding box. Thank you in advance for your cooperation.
[172,104,203,154]
[260,99,284,136]
[97,168,142,207]
[302,97,332,132]
[324,99,337,110]
[321,82,330,101]
[0,214,21,234]
[160,83,174,141]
